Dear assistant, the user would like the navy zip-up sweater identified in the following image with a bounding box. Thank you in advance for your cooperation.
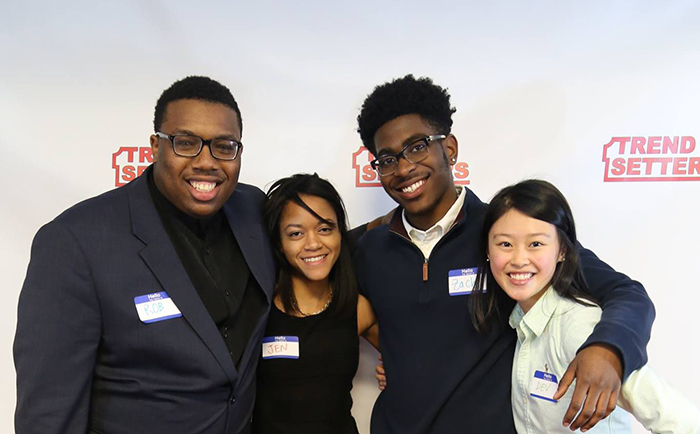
[354,187,655,434]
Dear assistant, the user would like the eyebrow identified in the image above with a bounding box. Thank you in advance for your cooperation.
[283,220,337,231]
[491,232,553,238]
[376,147,396,158]
[170,128,196,135]
[170,129,238,140]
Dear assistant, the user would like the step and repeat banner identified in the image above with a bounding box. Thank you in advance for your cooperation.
[2,1,699,432]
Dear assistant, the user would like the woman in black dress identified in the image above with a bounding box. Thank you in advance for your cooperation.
[253,173,379,434]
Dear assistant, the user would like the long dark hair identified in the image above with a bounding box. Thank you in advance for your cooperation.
[263,173,357,318]
[469,179,596,332]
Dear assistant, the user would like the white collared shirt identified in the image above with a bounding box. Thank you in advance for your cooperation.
[509,287,700,434]
[402,186,465,259]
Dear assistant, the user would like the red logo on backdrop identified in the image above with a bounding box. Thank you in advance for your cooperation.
[351,146,470,187]
[112,147,154,187]
[602,136,700,182]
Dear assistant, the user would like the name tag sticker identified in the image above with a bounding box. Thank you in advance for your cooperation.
[530,370,559,402]
[448,267,477,296]
[134,291,182,324]
[262,336,300,359]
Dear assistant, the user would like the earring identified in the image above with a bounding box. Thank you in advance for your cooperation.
[486,257,490,262]
[450,158,456,164]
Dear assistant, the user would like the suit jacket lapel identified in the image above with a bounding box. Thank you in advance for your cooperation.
[223,189,274,304]
[127,173,239,384]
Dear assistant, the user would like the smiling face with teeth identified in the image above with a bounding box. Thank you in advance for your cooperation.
[488,209,564,313]
[373,114,459,230]
[279,194,342,288]
[150,99,242,218]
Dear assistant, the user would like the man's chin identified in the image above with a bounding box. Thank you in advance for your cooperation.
[184,202,224,219]
[401,205,433,226]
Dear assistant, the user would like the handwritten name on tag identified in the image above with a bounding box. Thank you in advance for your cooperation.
[262,336,299,359]
[530,370,559,402]
[448,267,478,296]
[134,291,182,324]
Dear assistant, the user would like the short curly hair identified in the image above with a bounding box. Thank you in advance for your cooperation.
[357,74,456,156]
[153,76,242,134]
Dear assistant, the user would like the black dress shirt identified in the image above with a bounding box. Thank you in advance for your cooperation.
[148,169,266,367]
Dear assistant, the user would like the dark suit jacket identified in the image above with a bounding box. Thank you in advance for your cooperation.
[14,172,275,434]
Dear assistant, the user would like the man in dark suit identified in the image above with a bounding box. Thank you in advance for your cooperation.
[14,76,275,434]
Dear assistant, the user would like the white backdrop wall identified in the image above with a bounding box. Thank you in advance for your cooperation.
[2,1,699,432]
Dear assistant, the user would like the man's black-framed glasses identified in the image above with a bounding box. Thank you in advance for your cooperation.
[370,135,446,176]
[155,132,243,161]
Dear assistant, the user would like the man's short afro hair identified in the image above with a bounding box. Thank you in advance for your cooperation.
[153,76,242,134]
[357,74,456,156]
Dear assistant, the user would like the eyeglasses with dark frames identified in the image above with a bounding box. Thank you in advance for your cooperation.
[370,135,446,177]
[155,132,243,161]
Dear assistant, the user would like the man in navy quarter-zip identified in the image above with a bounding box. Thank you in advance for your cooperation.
[354,75,655,434]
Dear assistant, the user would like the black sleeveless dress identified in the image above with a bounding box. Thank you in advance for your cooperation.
[253,299,360,434]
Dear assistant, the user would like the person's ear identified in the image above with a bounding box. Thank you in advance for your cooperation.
[150,134,160,163]
[443,134,458,165]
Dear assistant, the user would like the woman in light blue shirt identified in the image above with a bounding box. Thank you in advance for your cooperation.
[469,179,700,434]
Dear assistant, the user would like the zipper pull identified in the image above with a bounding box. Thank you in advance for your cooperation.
[422,261,428,281]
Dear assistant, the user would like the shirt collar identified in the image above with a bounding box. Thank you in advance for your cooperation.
[508,287,564,341]
[402,185,465,242]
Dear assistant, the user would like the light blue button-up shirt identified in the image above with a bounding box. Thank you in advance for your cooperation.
[509,287,700,434]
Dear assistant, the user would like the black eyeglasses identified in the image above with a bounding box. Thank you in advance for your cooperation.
[370,135,446,176]
[155,132,243,161]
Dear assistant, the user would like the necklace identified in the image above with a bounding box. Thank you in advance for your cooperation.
[292,288,333,317]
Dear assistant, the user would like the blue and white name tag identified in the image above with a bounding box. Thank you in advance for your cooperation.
[448,268,478,296]
[134,291,182,324]
[262,336,300,359]
[530,370,559,402]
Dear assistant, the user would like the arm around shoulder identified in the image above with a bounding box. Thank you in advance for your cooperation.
[14,221,102,433]
[577,243,655,379]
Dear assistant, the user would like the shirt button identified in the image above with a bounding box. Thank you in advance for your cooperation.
[224,332,228,338]
[229,351,233,356]
[230,397,236,405]
[225,291,230,297]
